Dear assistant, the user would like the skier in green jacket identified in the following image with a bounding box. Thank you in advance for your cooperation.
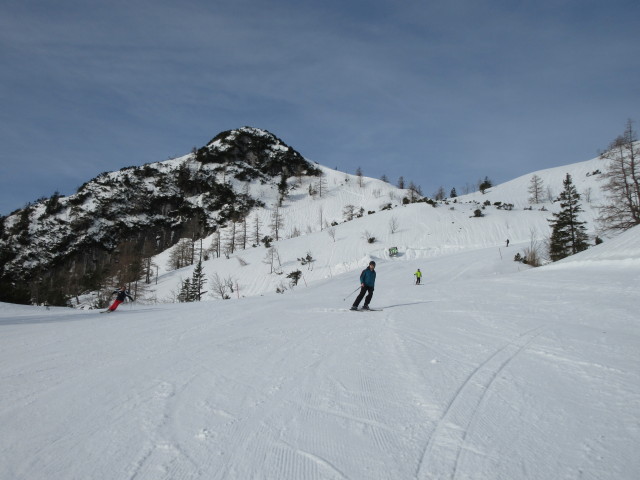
[414,269,422,285]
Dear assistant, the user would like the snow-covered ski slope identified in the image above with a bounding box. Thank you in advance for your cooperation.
[1,153,639,479]
[2,226,640,477]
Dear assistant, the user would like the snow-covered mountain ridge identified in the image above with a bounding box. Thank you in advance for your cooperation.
[137,150,612,306]
[0,126,616,307]
[0,127,321,304]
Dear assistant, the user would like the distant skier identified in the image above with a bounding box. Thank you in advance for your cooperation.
[105,286,134,313]
[506,239,510,247]
[351,261,376,311]
[414,269,422,285]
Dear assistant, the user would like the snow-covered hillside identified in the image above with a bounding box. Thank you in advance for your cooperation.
[134,153,609,305]
[461,155,606,219]
[0,127,321,304]
[0,126,613,308]
[1,220,638,479]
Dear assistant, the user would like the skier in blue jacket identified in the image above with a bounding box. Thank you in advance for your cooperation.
[351,261,376,310]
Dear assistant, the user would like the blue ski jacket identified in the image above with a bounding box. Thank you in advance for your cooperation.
[360,268,376,288]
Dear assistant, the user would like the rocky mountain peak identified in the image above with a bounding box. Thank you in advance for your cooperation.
[195,127,320,179]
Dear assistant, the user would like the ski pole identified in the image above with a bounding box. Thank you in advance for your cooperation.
[343,286,360,301]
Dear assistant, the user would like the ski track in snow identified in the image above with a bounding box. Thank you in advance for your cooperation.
[415,325,545,480]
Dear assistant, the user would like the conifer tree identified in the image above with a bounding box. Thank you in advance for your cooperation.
[178,278,192,302]
[277,174,289,206]
[479,176,493,194]
[287,270,302,287]
[548,173,589,261]
[191,260,207,301]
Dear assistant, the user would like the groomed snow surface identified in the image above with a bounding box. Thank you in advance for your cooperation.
[2,224,639,479]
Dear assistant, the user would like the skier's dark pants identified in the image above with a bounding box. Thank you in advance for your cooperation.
[353,286,374,308]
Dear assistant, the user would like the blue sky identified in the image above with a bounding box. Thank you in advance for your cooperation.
[1,0,638,215]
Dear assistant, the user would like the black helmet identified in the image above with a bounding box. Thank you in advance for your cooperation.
[369,261,376,267]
